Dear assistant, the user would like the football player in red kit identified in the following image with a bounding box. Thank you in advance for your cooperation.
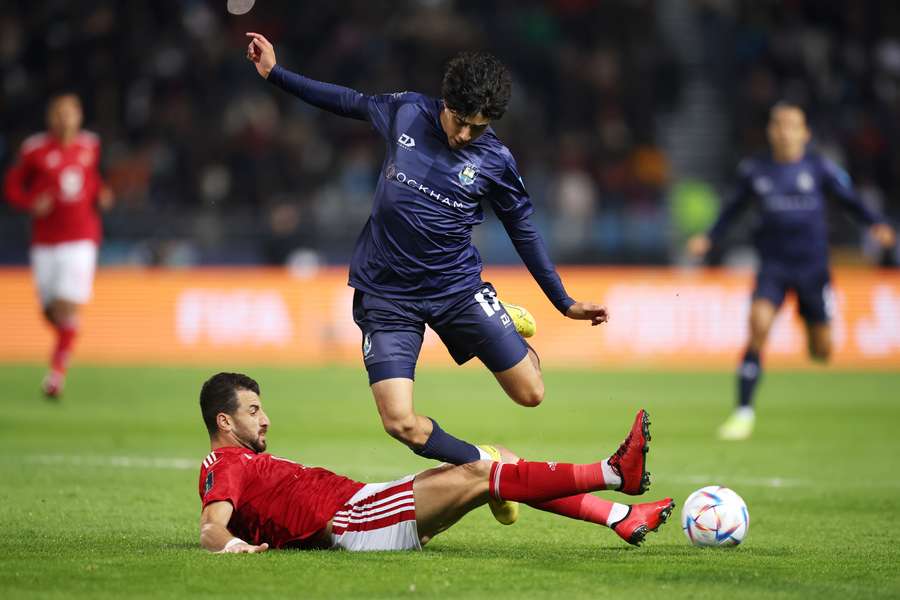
[3,93,113,398]
[197,373,674,553]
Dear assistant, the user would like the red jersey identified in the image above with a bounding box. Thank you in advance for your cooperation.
[198,446,365,549]
[3,131,105,245]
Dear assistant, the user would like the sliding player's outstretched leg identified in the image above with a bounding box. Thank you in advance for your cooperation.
[610,498,675,546]
[530,493,674,547]
[607,409,652,495]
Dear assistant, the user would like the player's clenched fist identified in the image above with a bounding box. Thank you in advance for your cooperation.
[565,301,609,326]
[246,32,277,79]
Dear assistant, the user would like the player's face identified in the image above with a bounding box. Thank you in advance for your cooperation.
[228,389,269,453]
[47,96,83,140]
[767,107,810,162]
[440,105,491,150]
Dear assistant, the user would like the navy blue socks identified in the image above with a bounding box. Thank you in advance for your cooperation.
[738,349,761,409]
[413,418,481,464]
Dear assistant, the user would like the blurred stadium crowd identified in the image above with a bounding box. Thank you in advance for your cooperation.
[1,0,898,267]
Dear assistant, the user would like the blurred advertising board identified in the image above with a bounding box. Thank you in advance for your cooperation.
[2,267,899,369]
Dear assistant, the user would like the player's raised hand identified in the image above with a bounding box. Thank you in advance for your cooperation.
[246,32,276,79]
[218,541,269,554]
[870,223,896,248]
[565,302,609,326]
[686,234,711,259]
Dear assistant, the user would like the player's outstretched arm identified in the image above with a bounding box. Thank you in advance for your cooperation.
[199,501,268,554]
[565,302,610,326]
[500,216,608,325]
[246,32,370,121]
[566,302,609,327]
[819,158,897,250]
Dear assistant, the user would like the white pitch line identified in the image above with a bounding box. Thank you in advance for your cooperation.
[653,474,810,488]
[24,454,197,470]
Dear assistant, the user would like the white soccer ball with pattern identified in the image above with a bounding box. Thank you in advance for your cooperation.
[681,486,749,547]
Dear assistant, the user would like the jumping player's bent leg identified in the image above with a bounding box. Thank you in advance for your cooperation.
[354,290,486,465]
[493,353,544,408]
[371,377,485,465]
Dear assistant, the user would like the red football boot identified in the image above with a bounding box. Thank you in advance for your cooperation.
[41,371,64,400]
[611,498,675,546]
[607,409,651,495]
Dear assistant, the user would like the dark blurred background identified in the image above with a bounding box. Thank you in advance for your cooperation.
[1,0,898,268]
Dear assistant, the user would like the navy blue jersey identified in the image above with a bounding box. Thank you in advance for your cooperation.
[708,151,884,272]
[268,66,574,314]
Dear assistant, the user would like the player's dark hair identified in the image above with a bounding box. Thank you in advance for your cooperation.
[441,51,512,120]
[199,372,260,435]
[770,100,805,118]
[47,91,81,107]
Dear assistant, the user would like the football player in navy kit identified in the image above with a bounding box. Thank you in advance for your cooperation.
[246,33,611,523]
[688,102,896,440]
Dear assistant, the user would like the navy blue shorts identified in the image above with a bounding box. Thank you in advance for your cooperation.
[352,282,529,385]
[753,266,834,324]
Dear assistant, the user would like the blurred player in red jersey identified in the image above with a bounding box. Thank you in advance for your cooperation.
[3,93,113,398]
[197,373,674,552]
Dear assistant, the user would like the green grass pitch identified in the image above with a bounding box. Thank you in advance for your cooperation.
[0,364,898,599]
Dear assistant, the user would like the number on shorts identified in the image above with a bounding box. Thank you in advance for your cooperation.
[475,287,501,317]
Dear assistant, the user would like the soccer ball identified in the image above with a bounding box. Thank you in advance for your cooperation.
[681,486,749,547]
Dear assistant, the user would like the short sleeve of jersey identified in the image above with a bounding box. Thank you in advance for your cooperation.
[200,457,244,509]
[490,153,534,222]
[366,92,418,140]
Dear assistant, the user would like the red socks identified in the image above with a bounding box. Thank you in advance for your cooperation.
[51,319,78,375]
[531,494,615,526]
[489,460,610,503]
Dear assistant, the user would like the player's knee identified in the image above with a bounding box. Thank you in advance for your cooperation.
[514,380,544,407]
[382,416,427,446]
[461,459,493,480]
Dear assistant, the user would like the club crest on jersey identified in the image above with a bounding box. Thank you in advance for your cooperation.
[797,171,814,192]
[753,176,772,195]
[458,163,478,186]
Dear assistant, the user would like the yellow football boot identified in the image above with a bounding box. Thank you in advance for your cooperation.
[717,409,755,441]
[500,302,537,338]
[478,444,519,525]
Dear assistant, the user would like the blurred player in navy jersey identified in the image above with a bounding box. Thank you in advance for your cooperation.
[688,103,896,440]
[246,33,610,524]
[4,94,114,399]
